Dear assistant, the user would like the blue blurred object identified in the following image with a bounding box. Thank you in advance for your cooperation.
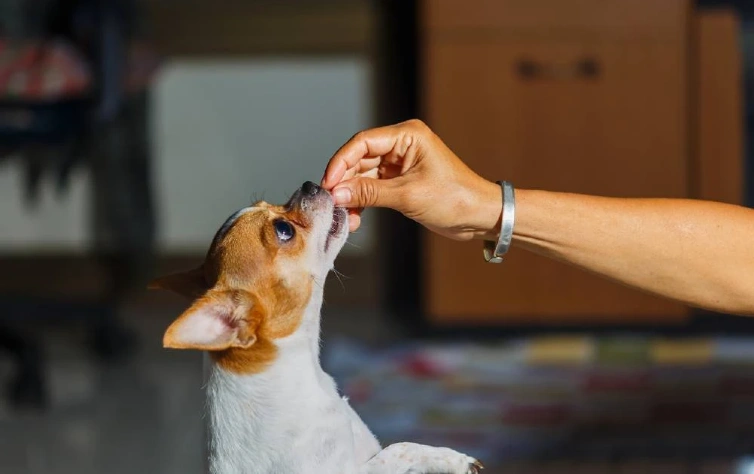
[0,99,89,146]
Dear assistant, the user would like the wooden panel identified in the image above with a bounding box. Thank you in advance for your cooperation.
[423,0,689,38]
[0,253,380,309]
[422,36,690,324]
[145,0,375,57]
[694,9,744,204]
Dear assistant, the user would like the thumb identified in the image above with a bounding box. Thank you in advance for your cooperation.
[331,176,403,210]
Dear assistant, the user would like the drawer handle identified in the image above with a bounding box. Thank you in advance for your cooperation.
[516,58,600,80]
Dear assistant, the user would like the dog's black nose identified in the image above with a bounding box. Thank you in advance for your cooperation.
[302,181,320,196]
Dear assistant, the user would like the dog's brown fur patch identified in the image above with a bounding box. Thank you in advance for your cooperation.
[154,201,315,375]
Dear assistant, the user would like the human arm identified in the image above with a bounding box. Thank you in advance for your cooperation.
[322,119,754,316]
[511,190,754,316]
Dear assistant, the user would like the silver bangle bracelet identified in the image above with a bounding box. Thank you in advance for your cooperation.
[483,181,515,263]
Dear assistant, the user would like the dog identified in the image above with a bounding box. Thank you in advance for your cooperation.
[149,181,484,474]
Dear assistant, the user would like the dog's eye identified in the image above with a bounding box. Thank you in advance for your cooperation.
[273,220,295,242]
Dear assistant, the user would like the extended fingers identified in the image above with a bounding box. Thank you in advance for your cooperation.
[335,157,383,186]
[322,121,423,189]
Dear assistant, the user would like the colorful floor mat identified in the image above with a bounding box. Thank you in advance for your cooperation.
[323,335,754,467]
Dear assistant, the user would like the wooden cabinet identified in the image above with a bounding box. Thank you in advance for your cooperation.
[695,10,744,206]
[419,0,742,325]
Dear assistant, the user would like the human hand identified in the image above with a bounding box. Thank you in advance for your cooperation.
[321,119,502,241]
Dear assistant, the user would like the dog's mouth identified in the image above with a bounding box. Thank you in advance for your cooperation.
[325,207,347,250]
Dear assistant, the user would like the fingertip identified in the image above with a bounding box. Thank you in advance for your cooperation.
[348,214,361,232]
[322,161,346,189]
[332,187,352,206]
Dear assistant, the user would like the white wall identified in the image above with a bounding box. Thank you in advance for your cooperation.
[0,160,91,254]
[0,57,376,256]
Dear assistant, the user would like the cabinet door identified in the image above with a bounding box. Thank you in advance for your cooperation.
[695,9,744,205]
[422,37,690,324]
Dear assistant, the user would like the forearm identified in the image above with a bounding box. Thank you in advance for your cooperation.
[504,189,754,316]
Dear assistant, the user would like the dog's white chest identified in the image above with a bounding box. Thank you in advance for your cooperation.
[206,355,358,474]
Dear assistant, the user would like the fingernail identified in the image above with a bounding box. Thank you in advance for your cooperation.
[333,187,352,204]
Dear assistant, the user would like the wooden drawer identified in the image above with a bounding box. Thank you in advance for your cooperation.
[423,38,688,196]
[422,0,689,38]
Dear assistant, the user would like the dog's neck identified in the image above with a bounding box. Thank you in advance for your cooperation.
[299,280,325,359]
[205,287,330,473]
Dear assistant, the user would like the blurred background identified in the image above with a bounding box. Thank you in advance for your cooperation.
[0,0,753,472]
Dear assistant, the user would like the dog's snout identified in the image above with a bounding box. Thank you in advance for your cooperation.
[302,181,321,196]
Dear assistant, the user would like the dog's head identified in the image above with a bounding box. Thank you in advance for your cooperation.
[149,181,348,367]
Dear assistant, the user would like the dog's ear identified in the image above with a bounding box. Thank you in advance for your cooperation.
[148,266,209,300]
[162,289,262,351]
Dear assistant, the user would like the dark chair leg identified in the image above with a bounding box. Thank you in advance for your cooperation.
[86,288,138,363]
[0,324,46,409]
[87,93,155,362]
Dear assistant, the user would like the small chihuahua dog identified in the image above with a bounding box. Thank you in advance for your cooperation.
[150,181,483,474]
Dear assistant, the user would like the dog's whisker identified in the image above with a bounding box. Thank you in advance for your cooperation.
[332,268,351,281]
[250,190,270,203]
[331,270,346,291]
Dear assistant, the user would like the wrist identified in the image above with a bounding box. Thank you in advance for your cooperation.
[471,179,505,241]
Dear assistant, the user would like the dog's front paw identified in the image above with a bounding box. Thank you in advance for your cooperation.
[468,458,485,474]
[436,448,484,474]
[369,442,483,474]
[438,447,483,474]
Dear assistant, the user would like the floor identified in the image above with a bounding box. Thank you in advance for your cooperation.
[0,299,204,474]
[0,297,752,474]
[0,296,403,474]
